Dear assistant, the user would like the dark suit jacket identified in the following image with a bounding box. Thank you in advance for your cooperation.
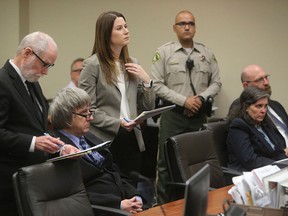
[52,130,142,209]
[226,117,287,172]
[0,60,49,214]
[269,99,288,127]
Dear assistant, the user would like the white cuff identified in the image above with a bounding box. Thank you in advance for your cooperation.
[142,80,153,89]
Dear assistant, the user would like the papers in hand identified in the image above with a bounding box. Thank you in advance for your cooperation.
[47,140,112,162]
[133,104,176,123]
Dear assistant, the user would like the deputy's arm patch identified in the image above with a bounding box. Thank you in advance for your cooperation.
[152,52,160,63]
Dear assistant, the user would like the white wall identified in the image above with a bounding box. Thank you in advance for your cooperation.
[1,0,288,118]
[0,0,19,64]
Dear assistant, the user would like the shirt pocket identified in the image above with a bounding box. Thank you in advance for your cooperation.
[195,62,211,90]
[166,63,186,87]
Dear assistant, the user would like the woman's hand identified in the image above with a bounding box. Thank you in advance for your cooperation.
[125,63,150,84]
[120,118,139,132]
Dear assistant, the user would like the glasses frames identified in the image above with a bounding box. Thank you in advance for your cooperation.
[175,21,195,28]
[244,75,270,84]
[72,109,94,119]
[32,50,54,69]
[71,68,83,72]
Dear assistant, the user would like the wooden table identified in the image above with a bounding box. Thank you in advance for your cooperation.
[134,185,233,216]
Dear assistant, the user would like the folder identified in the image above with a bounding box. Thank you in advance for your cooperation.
[133,104,176,123]
[47,140,112,162]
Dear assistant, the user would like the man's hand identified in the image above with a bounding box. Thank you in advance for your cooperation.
[60,144,81,156]
[35,135,65,153]
[184,95,202,114]
[121,197,143,214]
[284,148,288,157]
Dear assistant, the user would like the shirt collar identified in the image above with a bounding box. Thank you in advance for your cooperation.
[58,130,82,148]
[9,59,26,84]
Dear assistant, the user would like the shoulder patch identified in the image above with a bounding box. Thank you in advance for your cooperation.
[152,52,160,63]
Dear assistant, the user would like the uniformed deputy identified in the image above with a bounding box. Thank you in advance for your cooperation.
[151,10,222,204]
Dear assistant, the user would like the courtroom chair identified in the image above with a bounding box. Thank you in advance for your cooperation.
[13,159,131,216]
[164,129,226,201]
[202,120,242,183]
[202,120,229,167]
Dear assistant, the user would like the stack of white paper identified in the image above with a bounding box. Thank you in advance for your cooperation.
[229,164,284,208]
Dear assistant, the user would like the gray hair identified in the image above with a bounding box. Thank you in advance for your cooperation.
[228,86,270,124]
[16,31,58,55]
[49,87,90,130]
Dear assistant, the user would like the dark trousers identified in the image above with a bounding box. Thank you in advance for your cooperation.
[109,127,142,186]
[156,110,206,204]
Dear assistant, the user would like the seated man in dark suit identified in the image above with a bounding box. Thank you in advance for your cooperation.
[48,87,144,214]
[228,64,288,149]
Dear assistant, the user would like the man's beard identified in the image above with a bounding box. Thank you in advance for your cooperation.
[19,62,40,82]
[265,86,272,96]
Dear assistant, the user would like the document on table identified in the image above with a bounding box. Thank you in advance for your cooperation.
[47,140,112,162]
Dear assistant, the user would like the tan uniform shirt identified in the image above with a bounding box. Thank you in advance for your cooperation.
[151,41,222,107]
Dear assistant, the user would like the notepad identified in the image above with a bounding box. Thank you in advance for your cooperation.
[133,104,176,123]
[47,140,112,162]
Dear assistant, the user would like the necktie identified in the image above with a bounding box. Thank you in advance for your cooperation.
[79,136,104,167]
[25,81,42,123]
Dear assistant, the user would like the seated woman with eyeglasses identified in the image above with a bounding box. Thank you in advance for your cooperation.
[227,86,287,172]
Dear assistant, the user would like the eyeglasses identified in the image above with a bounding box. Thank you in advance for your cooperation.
[72,110,94,119]
[71,68,83,72]
[175,21,195,27]
[244,75,270,84]
[32,50,54,68]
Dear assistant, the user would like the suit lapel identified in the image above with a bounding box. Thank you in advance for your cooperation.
[31,82,48,126]
[250,124,275,152]
[269,100,288,127]
[7,66,45,129]
[84,131,103,146]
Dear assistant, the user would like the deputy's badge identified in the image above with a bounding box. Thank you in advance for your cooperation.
[212,54,217,63]
[152,52,160,63]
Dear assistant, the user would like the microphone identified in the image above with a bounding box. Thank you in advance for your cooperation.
[186,59,194,73]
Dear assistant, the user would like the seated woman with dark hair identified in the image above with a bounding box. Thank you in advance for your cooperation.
[227,86,287,172]
[49,87,144,214]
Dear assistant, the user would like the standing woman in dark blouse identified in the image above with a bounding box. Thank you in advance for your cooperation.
[227,86,287,172]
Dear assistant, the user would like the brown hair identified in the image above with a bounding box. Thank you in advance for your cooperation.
[91,11,132,84]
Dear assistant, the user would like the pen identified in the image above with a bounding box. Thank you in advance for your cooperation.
[44,132,64,149]
[123,118,141,131]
